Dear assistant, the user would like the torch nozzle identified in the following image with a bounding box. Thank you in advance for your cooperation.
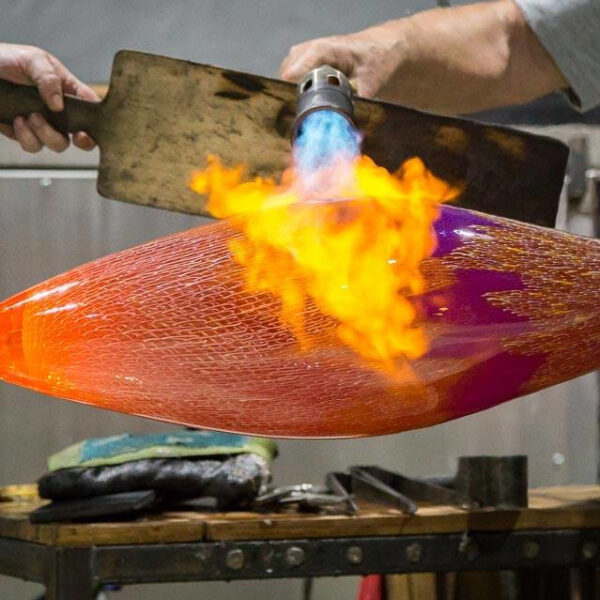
[292,65,356,141]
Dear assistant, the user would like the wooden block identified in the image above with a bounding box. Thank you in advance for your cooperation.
[454,571,507,600]
[0,484,39,502]
[90,84,108,98]
[385,574,411,599]
[386,574,437,600]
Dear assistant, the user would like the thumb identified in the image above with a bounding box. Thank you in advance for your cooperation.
[352,68,382,99]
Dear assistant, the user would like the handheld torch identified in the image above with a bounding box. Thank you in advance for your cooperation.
[291,65,356,141]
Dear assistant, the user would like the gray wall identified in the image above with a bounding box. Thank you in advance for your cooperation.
[1,0,436,83]
[0,1,598,599]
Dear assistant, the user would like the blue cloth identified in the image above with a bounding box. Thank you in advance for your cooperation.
[80,431,248,462]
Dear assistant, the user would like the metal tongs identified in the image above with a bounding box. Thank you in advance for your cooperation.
[255,464,477,515]
[254,483,355,514]
[330,466,475,515]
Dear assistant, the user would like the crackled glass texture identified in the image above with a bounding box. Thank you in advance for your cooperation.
[1,203,600,438]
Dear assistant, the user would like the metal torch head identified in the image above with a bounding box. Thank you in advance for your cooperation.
[292,65,356,141]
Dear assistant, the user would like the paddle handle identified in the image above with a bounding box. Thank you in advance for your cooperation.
[0,79,101,137]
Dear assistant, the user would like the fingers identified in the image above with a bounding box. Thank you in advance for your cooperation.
[280,39,358,86]
[12,114,70,153]
[7,47,100,151]
[27,113,69,152]
[279,46,302,81]
[25,51,64,111]
[11,115,94,154]
[280,38,354,82]
[9,118,94,153]
[280,42,326,82]
[50,55,100,103]
[351,71,380,98]
[13,116,42,152]
[72,131,96,151]
[49,58,99,150]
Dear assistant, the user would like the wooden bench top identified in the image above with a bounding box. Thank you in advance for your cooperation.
[1,484,599,548]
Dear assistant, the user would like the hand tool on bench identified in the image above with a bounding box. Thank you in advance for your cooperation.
[0,50,568,227]
[254,483,353,513]
[326,457,528,516]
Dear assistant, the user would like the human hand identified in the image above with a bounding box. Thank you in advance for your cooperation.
[279,23,405,99]
[0,43,99,152]
[280,1,567,115]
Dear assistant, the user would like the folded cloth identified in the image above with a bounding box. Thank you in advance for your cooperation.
[47,430,276,470]
[38,431,277,511]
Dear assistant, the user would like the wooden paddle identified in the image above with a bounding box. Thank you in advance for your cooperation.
[0,50,568,227]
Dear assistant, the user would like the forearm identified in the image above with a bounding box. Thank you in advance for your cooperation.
[377,0,567,114]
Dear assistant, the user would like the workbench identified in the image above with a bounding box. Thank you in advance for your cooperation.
[1,484,600,599]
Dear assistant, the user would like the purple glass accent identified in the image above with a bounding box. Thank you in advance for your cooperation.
[446,350,546,416]
[433,205,505,257]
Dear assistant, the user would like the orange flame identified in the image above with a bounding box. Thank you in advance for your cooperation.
[190,154,457,366]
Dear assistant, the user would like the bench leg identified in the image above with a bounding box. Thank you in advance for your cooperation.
[44,547,98,600]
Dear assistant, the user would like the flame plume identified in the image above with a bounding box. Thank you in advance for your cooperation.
[190,111,458,365]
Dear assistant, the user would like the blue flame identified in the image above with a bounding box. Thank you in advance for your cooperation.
[294,110,361,175]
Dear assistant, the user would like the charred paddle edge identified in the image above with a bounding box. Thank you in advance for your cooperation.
[357,98,569,228]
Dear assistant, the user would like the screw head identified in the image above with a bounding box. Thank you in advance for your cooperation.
[522,540,540,559]
[194,549,210,565]
[347,546,363,564]
[225,548,245,570]
[406,543,422,563]
[582,541,598,559]
[285,546,306,567]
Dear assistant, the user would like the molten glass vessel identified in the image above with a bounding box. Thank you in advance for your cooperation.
[1,203,599,438]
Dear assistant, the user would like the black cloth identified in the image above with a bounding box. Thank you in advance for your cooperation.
[38,453,268,510]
